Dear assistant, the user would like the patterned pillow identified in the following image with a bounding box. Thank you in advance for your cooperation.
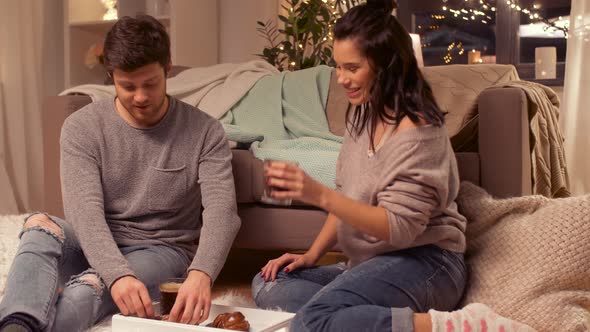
[457,182,590,332]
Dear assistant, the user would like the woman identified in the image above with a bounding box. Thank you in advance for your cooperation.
[251,1,534,331]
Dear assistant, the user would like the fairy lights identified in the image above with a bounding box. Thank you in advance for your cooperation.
[431,0,570,64]
[438,0,569,37]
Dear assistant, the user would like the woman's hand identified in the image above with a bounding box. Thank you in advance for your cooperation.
[265,161,327,207]
[260,253,317,282]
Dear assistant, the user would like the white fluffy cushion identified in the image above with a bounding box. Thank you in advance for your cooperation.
[457,182,590,332]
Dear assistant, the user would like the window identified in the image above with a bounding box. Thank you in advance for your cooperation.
[518,0,569,63]
[397,0,571,85]
[409,1,497,66]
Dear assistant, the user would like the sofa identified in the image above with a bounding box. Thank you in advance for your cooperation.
[42,64,532,251]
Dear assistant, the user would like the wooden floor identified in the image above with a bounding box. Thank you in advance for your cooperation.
[210,249,270,301]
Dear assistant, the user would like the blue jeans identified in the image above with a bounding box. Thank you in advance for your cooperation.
[0,214,190,332]
[252,245,467,332]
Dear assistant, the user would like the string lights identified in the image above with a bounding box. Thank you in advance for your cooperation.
[419,0,497,63]
[280,0,367,71]
[439,0,569,36]
[425,0,570,64]
[506,0,569,38]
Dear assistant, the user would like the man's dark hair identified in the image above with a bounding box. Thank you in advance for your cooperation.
[103,15,171,75]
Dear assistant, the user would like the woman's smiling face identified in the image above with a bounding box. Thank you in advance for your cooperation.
[333,38,375,105]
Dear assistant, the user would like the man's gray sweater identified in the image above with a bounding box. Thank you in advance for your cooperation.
[60,97,240,288]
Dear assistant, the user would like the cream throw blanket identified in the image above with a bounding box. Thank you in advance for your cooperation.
[494,81,570,198]
[59,60,279,119]
[458,182,590,332]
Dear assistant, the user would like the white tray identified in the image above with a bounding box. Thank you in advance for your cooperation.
[111,304,295,332]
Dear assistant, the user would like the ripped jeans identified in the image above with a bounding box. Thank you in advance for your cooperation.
[0,213,189,332]
[252,245,467,332]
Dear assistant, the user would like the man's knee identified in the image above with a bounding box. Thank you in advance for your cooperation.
[67,270,105,297]
[23,213,63,239]
[78,274,103,294]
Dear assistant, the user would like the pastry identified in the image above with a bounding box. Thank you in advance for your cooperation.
[206,311,250,331]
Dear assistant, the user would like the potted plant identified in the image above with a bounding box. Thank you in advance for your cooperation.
[256,0,366,71]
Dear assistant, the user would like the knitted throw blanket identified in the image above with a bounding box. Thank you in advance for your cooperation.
[457,182,590,332]
[495,80,570,198]
[59,60,279,120]
[221,65,343,188]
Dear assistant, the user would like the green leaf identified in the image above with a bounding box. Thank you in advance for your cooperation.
[279,15,290,24]
[312,24,321,35]
[256,0,360,71]
[302,57,315,69]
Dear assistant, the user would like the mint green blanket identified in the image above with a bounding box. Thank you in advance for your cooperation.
[220,65,343,188]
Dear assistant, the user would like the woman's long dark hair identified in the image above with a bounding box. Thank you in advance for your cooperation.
[334,0,444,148]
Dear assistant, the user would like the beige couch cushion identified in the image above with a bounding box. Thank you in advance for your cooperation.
[324,64,519,144]
[457,182,590,332]
[422,64,519,138]
[325,70,349,137]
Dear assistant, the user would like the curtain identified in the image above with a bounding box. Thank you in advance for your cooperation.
[0,81,18,214]
[0,1,63,214]
[561,0,590,196]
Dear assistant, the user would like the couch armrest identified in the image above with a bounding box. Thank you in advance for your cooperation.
[42,95,92,218]
[477,87,532,198]
[231,149,264,203]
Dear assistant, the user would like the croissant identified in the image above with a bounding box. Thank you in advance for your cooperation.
[206,311,250,331]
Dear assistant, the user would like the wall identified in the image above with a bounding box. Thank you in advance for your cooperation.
[168,0,278,66]
[170,0,219,67]
[68,0,105,22]
[219,0,278,63]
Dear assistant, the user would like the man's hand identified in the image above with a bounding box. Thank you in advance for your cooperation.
[111,276,154,318]
[168,270,212,325]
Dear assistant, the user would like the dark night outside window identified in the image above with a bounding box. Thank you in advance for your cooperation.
[518,0,570,63]
[397,0,571,85]
[414,4,497,66]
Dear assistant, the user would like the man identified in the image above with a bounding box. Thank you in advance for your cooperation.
[0,15,240,332]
